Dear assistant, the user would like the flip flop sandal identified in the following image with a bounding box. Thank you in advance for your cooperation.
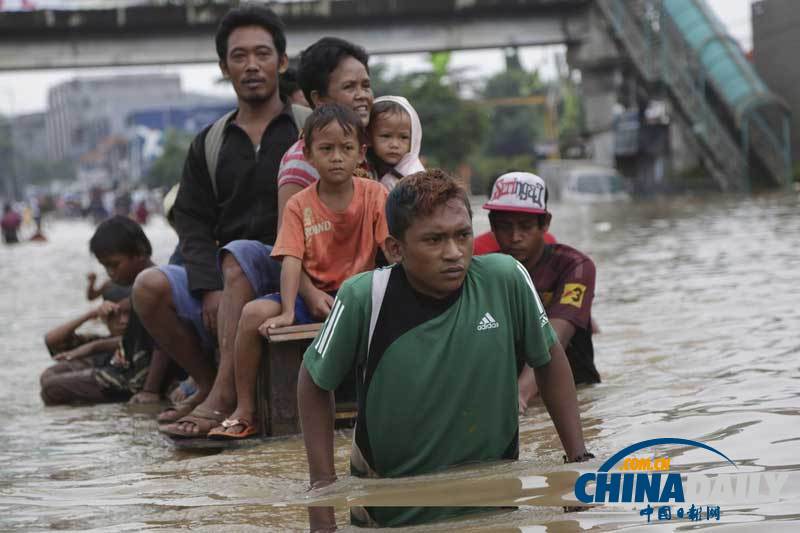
[159,406,228,439]
[208,418,258,440]
[156,398,200,424]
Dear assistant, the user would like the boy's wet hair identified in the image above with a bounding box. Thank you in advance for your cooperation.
[297,37,369,108]
[89,215,152,259]
[386,169,472,240]
[215,4,287,62]
[303,103,366,148]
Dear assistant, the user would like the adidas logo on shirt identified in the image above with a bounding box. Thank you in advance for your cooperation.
[476,312,500,331]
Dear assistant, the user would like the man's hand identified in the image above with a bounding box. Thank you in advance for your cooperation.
[304,287,335,321]
[257,312,295,337]
[54,348,83,362]
[96,300,119,320]
[201,290,223,337]
[111,348,128,368]
[87,272,97,285]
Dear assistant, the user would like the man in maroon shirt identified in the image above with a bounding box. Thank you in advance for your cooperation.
[483,172,600,411]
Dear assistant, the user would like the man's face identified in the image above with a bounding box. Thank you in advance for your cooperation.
[220,25,287,105]
[304,121,365,187]
[395,199,474,299]
[491,211,550,266]
[98,253,141,286]
[316,56,373,127]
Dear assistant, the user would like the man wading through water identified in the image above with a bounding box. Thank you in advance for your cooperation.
[298,170,593,529]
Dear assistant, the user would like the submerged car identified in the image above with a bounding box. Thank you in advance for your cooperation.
[538,161,631,203]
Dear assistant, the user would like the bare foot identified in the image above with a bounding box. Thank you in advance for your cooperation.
[129,391,160,404]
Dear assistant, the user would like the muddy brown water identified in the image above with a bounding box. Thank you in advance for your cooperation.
[1,192,799,531]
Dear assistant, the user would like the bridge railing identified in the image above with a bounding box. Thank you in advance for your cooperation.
[597,0,749,190]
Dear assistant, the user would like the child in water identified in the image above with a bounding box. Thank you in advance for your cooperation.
[366,95,424,190]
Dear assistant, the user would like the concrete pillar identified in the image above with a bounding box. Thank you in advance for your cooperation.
[578,69,620,167]
[753,0,800,166]
[566,4,622,167]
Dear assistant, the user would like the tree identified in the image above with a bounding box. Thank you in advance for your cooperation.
[371,53,488,172]
[481,48,545,158]
[557,80,585,154]
[145,129,193,189]
[15,157,75,186]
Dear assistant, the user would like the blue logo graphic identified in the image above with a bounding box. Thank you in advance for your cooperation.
[575,438,736,504]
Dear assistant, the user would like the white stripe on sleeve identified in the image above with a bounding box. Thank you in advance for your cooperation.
[315,299,340,352]
[515,262,545,315]
[319,301,345,358]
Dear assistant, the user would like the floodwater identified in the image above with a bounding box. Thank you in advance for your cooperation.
[1,191,799,532]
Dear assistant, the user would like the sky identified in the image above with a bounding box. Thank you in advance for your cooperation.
[0,0,754,116]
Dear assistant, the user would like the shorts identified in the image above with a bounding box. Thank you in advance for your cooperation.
[260,290,337,325]
[157,264,213,349]
[220,240,282,297]
[40,360,129,405]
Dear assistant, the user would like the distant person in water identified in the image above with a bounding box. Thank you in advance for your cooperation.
[134,200,149,225]
[484,172,601,412]
[1,203,21,244]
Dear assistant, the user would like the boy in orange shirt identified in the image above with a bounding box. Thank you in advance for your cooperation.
[209,103,389,439]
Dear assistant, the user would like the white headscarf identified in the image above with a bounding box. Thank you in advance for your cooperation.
[372,95,424,190]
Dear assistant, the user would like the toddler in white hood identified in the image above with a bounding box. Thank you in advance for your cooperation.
[366,96,425,190]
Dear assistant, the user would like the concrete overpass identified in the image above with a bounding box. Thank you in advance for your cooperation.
[0,0,627,170]
[0,0,592,71]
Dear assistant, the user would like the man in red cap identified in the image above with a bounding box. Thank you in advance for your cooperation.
[484,172,600,411]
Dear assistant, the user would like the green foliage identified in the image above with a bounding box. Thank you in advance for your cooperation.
[368,48,588,188]
[429,51,452,79]
[468,154,538,195]
[16,157,75,186]
[0,116,76,194]
[146,129,193,189]
[558,81,585,152]
[372,58,488,172]
[481,51,545,159]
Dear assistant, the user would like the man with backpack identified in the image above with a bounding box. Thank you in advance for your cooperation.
[132,4,308,431]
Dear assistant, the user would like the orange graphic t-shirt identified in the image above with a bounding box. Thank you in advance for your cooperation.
[271,177,389,292]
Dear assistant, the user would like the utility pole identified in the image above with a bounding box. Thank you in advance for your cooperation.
[1,87,18,201]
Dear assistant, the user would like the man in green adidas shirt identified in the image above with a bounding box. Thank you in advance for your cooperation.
[299,169,591,530]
